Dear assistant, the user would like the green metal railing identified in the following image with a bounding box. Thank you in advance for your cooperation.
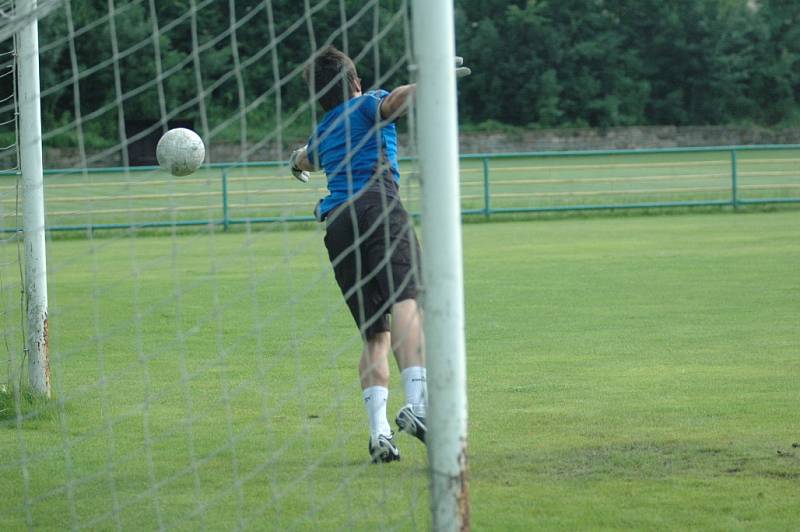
[456,145,800,219]
[0,144,797,233]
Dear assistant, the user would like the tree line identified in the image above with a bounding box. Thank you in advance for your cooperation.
[6,0,798,150]
[455,0,800,128]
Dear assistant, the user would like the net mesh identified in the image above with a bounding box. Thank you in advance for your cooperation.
[1,1,433,529]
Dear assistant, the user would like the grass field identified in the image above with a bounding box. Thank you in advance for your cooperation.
[1,209,799,530]
[0,147,797,230]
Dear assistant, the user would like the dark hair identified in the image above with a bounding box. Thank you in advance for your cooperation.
[304,45,359,111]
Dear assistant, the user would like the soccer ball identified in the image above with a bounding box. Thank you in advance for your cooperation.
[156,128,205,176]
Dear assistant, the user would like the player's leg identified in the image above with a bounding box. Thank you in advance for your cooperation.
[366,197,428,443]
[359,331,391,389]
[392,298,428,444]
[392,299,427,419]
[325,209,399,462]
[359,331,392,442]
[391,298,424,370]
[359,331,400,462]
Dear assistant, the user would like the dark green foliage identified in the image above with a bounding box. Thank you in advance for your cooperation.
[17,0,410,149]
[455,0,800,128]
[6,0,800,151]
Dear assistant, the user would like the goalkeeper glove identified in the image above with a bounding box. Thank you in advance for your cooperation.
[454,56,471,78]
[408,56,471,79]
[289,145,310,183]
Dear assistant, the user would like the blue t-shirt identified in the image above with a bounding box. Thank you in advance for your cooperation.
[306,90,400,218]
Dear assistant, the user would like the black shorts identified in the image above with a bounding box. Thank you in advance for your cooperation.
[324,192,422,339]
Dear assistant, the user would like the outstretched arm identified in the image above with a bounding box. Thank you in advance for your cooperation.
[379,57,471,122]
[380,84,416,121]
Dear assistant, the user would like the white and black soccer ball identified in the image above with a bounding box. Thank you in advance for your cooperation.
[156,128,205,176]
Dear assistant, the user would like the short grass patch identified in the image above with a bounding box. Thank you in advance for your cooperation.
[1,210,798,530]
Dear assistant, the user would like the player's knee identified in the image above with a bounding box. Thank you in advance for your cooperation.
[393,297,419,314]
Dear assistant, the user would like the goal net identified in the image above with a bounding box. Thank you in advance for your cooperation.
[0,0,468,530]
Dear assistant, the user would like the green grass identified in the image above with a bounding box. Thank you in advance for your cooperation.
[0,147,797,231]
[1,210,799,530]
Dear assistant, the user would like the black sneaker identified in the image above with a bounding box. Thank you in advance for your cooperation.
[369,433,400,463]
[395,404,427,444]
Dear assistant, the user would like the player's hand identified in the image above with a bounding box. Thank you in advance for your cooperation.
[292,167,310,183]
[289,145,310,183]
[407,56,471,78]
[454,57,471,78]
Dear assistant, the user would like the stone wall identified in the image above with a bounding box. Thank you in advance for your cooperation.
[42,125,800,168]
[453,125,800,154]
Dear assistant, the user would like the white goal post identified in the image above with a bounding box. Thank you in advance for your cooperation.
[17,0,51,398]
[412,0,470,530]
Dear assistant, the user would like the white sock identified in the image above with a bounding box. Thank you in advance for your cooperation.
[401,366,427,417]
[362,386,392,438]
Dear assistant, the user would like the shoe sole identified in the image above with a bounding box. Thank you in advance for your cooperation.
[396,409,426,444]
[371,451,400,464]
[369,437,400,463]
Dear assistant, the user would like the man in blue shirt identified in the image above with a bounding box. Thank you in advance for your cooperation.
[290,46,438,463]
